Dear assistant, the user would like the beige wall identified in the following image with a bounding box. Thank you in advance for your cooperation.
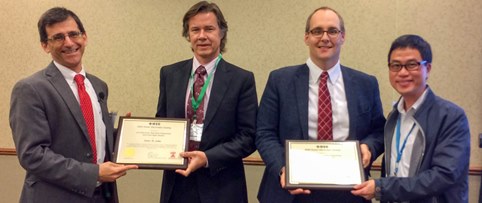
[1,0,481,202]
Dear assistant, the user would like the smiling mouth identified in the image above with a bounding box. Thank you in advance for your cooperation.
[397,80,413,86]
[62,47,79,54]
[318,45,332,49]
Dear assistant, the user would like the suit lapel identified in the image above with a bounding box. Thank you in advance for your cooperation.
[294,65,310,140]
[203,59,231,130]
[87,74,114,154]
[172,60,193,118]
[45,62,91,143]
[341,66,357,140]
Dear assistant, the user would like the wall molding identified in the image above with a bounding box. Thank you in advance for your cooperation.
[0,148,16,155]
[2,148,481,175]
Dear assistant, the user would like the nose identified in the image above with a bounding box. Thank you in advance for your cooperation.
[397,66,410,76]
[320,31,330,42]
[198,30,207,39]
[63,35,75,46]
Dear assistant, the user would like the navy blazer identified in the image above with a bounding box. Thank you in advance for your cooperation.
[10,62,117,203]
[156,58,258,203]
[256,64,385,203]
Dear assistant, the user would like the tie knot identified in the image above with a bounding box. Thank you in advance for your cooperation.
[74,74,85,85]
[320,71,329,82]
[196,66,207,76]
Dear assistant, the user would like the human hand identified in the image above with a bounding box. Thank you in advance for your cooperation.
[175,151,208,177]
[351,179,376,200]
[360,144,371,168]
[98,162,138,182]
[279,167,311,195]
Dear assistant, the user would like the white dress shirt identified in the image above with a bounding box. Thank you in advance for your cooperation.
[389,89,428,177]
[55,61,106,164]
[306,58,349,141]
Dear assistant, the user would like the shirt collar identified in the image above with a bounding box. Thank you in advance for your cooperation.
[306,57,341,84]
[192,56,217,75]
[54,61,86,84]
[397,88,429,115]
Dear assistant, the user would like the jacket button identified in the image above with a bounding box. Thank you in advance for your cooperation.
[86,153,92,158]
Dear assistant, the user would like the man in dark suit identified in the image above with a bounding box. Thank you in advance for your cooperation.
[155,1,258,203]
[256,6,385,203]
[9,7,137,203]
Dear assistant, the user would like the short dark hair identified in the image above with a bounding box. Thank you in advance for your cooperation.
[388,34,432,63]
[38,7,85,43]
[182,1,228,53]
[305,7,345,33]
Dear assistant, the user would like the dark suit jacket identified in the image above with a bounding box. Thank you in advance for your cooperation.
[156,58,258,203]
[256,64,385,203]
[9,62,117,203]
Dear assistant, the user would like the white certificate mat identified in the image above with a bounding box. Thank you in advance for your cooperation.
[113,117,189,169]
[285,140,365,190]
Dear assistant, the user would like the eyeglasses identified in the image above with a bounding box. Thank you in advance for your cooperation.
[388,60,427,72]
[47,31,83,43]
[308,28,342,38]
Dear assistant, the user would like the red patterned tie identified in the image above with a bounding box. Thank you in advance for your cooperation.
[186,66,207,150]
[74,74,97,163]
[317,71,333,140]
[187,66,207,124]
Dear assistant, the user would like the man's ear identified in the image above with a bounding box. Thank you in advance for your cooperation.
[304,33,309,46]
[41,42,50,54]
[339,31,346,45]
[83,31,88,45]
[425,63,432,80]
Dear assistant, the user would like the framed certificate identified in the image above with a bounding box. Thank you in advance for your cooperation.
[285,140,365,190]
[113,117,189,169]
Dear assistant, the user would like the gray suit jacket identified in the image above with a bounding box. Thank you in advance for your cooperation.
[9,62,117,203]
[256,64,385,203]
[156,58,258,203]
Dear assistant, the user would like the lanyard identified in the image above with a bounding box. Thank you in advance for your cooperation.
[190,54,222,116]
[394,115,416,175]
